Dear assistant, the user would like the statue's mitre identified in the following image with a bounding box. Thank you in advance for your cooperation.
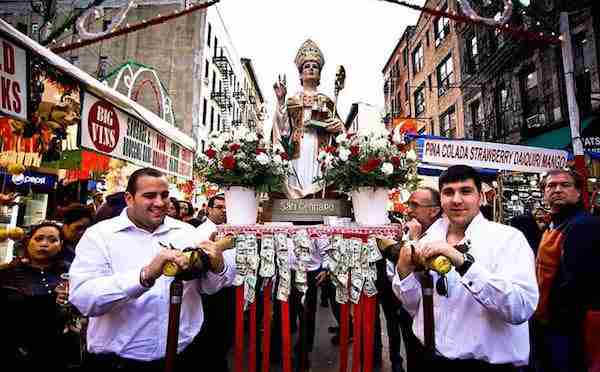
[294,39,325,70]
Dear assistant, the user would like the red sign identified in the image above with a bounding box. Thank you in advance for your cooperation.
[87,100,119,153]
[0,37,27,121]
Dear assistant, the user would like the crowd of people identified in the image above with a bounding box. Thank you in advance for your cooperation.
[0,165,599,372]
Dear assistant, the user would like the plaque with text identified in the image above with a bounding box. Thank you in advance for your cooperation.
[264,199,352,223]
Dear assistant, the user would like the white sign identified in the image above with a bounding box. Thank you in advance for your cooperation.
[421,139,569,173]
[81,92,193,179]
[0,36,27,121]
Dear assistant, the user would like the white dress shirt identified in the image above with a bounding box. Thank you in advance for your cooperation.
[195,218,236,273]
[69,209,235,361]
[392,213,539,366]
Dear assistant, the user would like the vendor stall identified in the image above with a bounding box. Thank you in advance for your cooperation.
[0,19,195,262]
[412,135,570,223]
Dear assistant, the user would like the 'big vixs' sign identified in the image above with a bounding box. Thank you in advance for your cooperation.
[81,92,193,179]
[0,36,27,121]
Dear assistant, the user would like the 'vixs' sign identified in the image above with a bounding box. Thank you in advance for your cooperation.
[87,100,120,153]
[0,38,27,120]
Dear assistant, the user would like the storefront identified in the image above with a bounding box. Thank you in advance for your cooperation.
[411,135,570,223]
[0,19,195,262]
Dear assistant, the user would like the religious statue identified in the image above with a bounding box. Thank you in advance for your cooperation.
[272,39,345,199]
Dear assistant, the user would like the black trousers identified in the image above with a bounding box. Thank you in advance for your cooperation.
[193,286,237,372]
[86,342,200,372]
[424,356,519,372]
[272,269,319,363]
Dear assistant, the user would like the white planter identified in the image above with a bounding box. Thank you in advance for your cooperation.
[351,187,390,226]
[224,186,258,225]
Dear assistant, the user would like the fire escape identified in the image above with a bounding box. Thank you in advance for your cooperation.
[232,86,246,127]
[211,47,234,130]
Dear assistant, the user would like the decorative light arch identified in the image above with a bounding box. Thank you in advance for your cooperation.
[457,0,513,27]
[103,61,176,126]
[76,0,137,40]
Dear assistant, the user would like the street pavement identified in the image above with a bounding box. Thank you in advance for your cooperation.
[229,298,405,372]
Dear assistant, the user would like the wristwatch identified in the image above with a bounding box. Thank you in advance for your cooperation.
[456,252,475,276]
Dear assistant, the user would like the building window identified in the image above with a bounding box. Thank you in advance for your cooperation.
[440,106,456,138]
[495,83,509,135]
[202,99,207,125]
[404,81,409,102]
[31,22,39,40]
[434,5,450,47]
[470,100,482,139]
[437,54,454,96]
[210,107,215,132]
[102,19,111,32]
[217,114,221,131]
[402,48,408,67]
[214,36,218,57]
[412,43,423,73]
[69,56,80,67]
[466,35,478,73]
[521,66,542,128]
[212,71,216,93]
[207,23,212,46]
[414,84,425,117]
[204,60,209,78]
[396,92,402,115]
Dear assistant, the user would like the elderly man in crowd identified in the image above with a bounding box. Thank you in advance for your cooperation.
[535,169,600,372]
[393,165,539,372]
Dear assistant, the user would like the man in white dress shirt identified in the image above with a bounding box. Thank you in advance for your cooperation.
[194,193,236,372]
[393,165,539,371]
[69,168,235,372]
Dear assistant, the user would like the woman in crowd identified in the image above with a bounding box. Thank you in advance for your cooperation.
[168,197,181,220]
[0,222,71,369]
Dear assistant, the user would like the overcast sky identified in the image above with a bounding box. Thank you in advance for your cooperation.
[217,0,425,124]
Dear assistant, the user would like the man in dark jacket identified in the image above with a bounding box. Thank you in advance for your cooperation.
[535,169,600,372]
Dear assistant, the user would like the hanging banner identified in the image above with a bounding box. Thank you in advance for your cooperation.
[0,36,27,121]
[80,92,193,179]
[421,138,568,173]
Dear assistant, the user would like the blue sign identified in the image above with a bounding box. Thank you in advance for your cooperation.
[4,170,57,190]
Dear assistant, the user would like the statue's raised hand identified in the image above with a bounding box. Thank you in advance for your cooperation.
[273,75,287,106]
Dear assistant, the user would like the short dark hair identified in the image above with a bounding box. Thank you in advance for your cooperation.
[62,203,94,225]
[169,197,181,217]
[438,165,482,192]
[126,168,165,195]
[207,193,225,208]
[540,168,584,193]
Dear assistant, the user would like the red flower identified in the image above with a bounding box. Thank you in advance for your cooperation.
[280,152,289,160]
[324,145,337,154]
[205,148,217,159]
[346,133,355,139]
[359,158,382,174]
[390,156,402,168]
[222,155,236,170]
[256,148,266,154]
[349,146,360,157]
[397,144,409,153]
[229,143,241,153]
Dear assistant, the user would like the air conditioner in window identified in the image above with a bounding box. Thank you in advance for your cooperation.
[526,113,545,128]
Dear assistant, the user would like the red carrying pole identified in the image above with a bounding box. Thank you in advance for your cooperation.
[261,281,273,372]
[362,295,377,372]
[234,285,245,372]
[351,298,363,372]
[339,303,350,372]
[281,300,292,372]
[249,301,257,372]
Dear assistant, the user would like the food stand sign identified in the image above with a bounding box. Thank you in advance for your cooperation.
[421,138,569,173]
[81,92,193,179]
[0,36,27,121]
